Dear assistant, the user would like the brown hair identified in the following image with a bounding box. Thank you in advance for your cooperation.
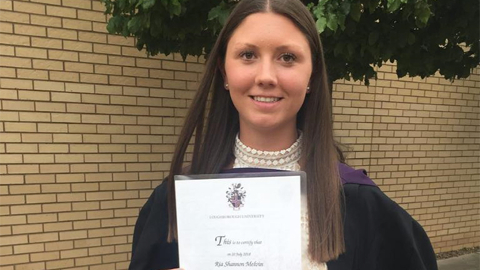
[167,0,345,263]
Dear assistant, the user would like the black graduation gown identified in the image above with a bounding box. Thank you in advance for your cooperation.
[128,165,438,270]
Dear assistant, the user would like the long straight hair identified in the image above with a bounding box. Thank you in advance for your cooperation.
[167,0,345,263]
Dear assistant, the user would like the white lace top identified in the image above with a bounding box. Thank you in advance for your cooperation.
[232,132,327,270]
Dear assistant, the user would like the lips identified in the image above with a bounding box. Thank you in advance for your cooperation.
[250,96,282,103]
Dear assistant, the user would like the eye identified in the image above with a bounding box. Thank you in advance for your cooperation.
[240,50,255,60]
[280,53,296,63]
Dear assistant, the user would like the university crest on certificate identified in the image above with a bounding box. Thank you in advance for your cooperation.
[175,171,306,270]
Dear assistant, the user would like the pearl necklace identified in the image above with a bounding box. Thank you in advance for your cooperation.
[233,131,303,171]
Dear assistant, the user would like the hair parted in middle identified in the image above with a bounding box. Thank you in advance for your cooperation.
[167,0,345,263]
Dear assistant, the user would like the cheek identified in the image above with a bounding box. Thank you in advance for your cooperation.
[278,70,310,96]
[226,65,255,91]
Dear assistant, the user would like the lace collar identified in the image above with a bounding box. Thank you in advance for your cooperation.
[233,131,302,171]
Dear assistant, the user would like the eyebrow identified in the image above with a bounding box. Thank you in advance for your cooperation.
[233,42,304,52]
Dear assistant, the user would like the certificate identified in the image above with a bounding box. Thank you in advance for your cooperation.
[175,171,307,270]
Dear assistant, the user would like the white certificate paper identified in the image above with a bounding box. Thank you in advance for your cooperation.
[175,172,306,270]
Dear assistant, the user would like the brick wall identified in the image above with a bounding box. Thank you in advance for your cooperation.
[333,66,480,252]
[0,0,478,269]
[0,0,203,269]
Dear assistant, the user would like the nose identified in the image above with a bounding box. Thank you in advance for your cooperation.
[255,59,277,88]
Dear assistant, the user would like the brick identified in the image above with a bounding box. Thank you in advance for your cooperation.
[30,251,60,262]
[95,85,121,95]
[51,92,80,102]
[0,22,13,34]
[81,93,109,104]
[35,102,66,112]
[68,124,96,133]
[0,33,30,46]
[0,153,22,164]
[109,75,135,86]
[14,243,45,254]
[57,193,85,204]
[0,55,31,68]
[96,105,123,115]
[12,224,43,234]
[0,67,15,77]
[0,254,29,265]
[29,232,59,243]
[75,255,102,266]
[16,47,48,59]
[38,123,67,133]
[27,213,57,223]
[17,69,49,80]
[59,230,87,240]
[186,62,204,72]
[44,222,73,232]
[40,164,69,173]
[81,114,109,124]
[122,47,146,57]
[31,37,62,49]
[62,0,91,9]
[108,55,135,66]
[138,77,162,88]
[136,58,161,69]
[56,173,84,183]
[65,62,93,73]
[33,59,63,71]
[78,10,105,22]
[108,35,134,46]
[38,144,68,153]
[0,175,24,184]
[0,215,27,225]
[63,40,92,52]
[0,11,29,24]
[95,64,122,75]
[50,71,79,82]
[46,5,76,18]
[2,100,34,111]
[70,163,98,173]
[53,134,82,143]
[80,73,108,84]
[67,103,95,113]
[79,32,106,43]
[44,241,73,253]
[31,14,62,27]
[72,201,99,211]
[14,24,46,37]
[1,78,33,90]
[24,154,55,163]
[79,52,107,64]
[83,134,110,143]
[6,143,38,153]
[19,112,51,122]
[46,259,74,269]
[63,18,92,31]
[26,194,56,203]
[10,184,41,194]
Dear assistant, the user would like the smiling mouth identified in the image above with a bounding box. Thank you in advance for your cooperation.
[250,96,282,103]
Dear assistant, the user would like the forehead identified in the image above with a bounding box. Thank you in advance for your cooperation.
[227,12,310,52]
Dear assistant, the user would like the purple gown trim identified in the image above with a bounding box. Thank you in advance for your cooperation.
[220,163,376,186]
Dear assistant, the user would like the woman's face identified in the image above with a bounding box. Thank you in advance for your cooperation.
[224,12,312,134]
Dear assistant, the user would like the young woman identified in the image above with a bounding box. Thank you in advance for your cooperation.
[128,0,438,269]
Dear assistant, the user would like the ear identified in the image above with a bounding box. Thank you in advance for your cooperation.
[217,58,228,89]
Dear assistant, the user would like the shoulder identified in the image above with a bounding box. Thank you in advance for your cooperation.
[338,163,376,186]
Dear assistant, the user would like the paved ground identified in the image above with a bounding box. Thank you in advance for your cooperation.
[438,252,479,270]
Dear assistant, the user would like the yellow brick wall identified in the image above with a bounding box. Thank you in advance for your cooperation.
[0,0,478,269]
[333,66,480,252]
[0,0,202,269]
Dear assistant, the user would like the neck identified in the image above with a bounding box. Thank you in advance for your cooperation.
[238,124,298,151]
